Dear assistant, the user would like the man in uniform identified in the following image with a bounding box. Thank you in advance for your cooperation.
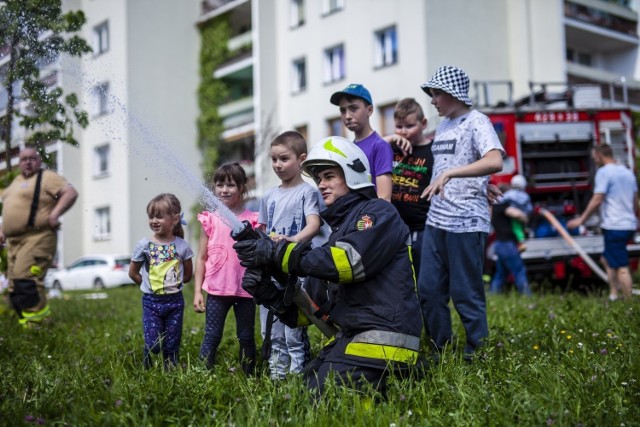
[0,145,78,325]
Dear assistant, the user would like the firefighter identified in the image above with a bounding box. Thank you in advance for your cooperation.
[233,136,422,396]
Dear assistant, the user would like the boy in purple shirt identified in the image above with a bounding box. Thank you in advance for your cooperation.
[330,84,393,201]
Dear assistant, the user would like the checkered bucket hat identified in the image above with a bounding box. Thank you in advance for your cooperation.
[421,65,472,106]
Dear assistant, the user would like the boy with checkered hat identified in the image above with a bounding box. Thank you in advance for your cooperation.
[418,65,504,360]
[330,84,394,201]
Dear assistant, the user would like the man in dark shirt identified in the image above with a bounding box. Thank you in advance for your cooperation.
[489,200,531,295]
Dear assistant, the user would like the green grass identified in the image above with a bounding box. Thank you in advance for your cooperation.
[0,285,638,426]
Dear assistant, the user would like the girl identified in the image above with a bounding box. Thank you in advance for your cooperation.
[129,193,194,369]
[193,163,258,374]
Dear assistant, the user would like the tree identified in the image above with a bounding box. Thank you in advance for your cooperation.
[0,0,92,170]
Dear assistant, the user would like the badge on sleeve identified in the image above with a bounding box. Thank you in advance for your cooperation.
[355,214,374,231]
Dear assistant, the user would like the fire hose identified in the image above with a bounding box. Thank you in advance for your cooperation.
[539,208,608,283]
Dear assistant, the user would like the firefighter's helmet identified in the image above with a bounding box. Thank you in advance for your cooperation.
[302,136,373,190]
[511,174,527,189]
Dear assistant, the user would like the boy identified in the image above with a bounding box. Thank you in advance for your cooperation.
[502,174,532,252]
[234,136,422,395]
[330,83,393,201]
[384,98,433,280]
[419,66,504,359]
[258,130,321,379]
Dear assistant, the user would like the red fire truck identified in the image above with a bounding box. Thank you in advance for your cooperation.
[477,80,640,286]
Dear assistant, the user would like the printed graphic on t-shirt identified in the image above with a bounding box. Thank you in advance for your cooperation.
[267,197,306,237]
[392,152,431,204]
[147,242,180,294]
[431,139,456,155]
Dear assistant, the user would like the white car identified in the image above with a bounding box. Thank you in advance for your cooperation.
[47,254,133,291]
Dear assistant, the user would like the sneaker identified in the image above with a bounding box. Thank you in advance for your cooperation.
[608,294,618,302]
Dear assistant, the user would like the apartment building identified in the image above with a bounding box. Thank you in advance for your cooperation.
[198,0,640,193]
[0,0,202,265]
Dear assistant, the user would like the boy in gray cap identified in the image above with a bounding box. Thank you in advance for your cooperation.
[418,65,504,360]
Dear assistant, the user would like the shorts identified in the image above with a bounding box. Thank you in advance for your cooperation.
[602,229,635,269]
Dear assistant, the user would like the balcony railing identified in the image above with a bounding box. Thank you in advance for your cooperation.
[201,0,236,15]
[565,1,638,36]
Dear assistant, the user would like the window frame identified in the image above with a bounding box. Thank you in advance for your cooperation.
[291,57,307,94]
[93,21,109,56]
[323,44,345,84]
[92,82,110,117]
[327,116,346,137]
[321,0,345,16]
[378,102,397,137]
[93,143,110,178]
[374,25,398,69]
[290,0,305,28]
[94,206,111,241]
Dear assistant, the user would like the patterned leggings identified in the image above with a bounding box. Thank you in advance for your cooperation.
[200,294,256,374]
[142,292,184,368]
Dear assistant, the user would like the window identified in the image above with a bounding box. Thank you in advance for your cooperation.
[291,57,307,93]
[327,117,346,137]
[94,207,111,240]
[322,0,344,15]
[290,0,305,27]
[374,26,397,68]
[295,124,308,141]
[323,44,345,84]
[566,48,592,66]
[379,103,396,136]
[92,82,110,116]
[93,21,109,56]
[94,144,110,177]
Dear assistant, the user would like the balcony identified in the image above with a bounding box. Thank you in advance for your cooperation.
[565,0,638,37]
[199,0,250,23]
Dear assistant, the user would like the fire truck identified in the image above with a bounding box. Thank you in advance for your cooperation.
[476,79,640,286]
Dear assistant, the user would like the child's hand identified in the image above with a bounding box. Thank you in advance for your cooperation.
[385,134,413,156]
[422,171,451,201]
[271,234,294,243]
[193,293,205,313]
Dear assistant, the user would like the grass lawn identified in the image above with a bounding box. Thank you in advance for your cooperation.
[0,285,638,426]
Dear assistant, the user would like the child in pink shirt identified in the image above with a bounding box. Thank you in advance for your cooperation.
[193,163,258,374]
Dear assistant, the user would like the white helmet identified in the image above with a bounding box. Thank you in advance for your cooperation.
[510,174,527,189]
[302,136,373,190]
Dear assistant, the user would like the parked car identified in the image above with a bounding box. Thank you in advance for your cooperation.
[47,255,133,291]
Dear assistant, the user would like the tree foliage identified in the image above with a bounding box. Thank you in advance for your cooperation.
[197,18,230,180]
[0,0,92,169]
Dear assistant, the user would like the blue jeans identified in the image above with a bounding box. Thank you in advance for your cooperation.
[489,240,531,295]
[418,225,489,354]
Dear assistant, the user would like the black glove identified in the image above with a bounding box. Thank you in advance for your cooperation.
[233,237,278,269]
[242,268,285,313]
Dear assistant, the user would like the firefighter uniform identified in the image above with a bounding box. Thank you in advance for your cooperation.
[2,169,70,325]
[294,191,422,393]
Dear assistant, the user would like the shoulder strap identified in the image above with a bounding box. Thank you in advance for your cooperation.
[27,170,43,227]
